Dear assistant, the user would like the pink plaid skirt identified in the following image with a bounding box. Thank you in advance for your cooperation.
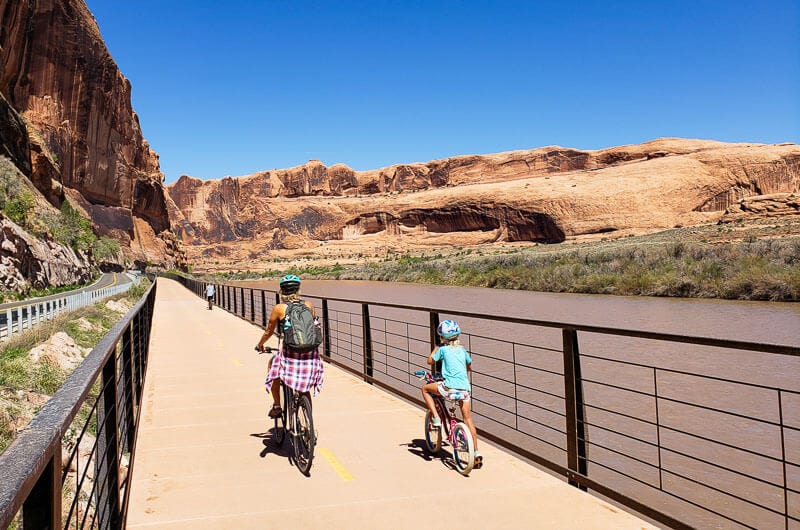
[265,348,324,395]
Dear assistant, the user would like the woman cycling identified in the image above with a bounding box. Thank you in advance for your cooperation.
[256,275,324,419]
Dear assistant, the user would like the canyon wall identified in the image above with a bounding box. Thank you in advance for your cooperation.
[0,0,184,289]
[167,138,800,264]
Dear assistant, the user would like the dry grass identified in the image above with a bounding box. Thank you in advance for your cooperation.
[215,219,800,301]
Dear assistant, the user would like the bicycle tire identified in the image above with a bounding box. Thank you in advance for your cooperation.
[424,411,442,453]
[293,393,315,475]
[452,422,475,475]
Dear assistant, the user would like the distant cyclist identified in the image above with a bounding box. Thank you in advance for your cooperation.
[422,319,482,468]
[205,283,215,310]
[256,275,324,419]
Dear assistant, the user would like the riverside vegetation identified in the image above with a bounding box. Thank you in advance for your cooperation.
[212,219,800,302]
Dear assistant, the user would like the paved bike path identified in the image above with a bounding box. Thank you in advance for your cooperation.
[126,278,659,529]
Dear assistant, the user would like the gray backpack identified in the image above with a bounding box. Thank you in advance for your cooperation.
[282,300,323,353]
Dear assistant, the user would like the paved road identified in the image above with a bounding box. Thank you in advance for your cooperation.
[0,272,128,311]
[126,278,660,529]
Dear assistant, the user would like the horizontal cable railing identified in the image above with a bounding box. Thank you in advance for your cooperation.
[0,273,141,342]
[171,274,799,530]
[0,278,156,530]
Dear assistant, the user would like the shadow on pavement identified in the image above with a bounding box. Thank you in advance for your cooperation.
[251,429,292,459]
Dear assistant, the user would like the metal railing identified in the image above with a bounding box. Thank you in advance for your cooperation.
[0,279,156,530]
[0,273,140,342]
[174,274,799,530]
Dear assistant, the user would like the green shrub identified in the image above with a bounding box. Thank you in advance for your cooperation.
[91,236,121,261]
[46,201,97,251]
[2,191,35,225]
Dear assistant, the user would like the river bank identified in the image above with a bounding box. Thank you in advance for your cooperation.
[204,219,800,301]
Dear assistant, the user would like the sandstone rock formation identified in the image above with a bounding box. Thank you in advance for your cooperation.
[719,193,800,223]
[0,0,185,281]
[166,139,800,267]
[0,215,92,291]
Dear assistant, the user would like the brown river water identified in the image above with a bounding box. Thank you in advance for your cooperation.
[238,279,800,529]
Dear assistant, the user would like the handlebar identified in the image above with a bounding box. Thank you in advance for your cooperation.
[255,345,275,354]
[414,370,444,383]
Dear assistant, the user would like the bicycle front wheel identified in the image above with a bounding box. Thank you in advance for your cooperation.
[452,422,475,475]
[293,393,315,475]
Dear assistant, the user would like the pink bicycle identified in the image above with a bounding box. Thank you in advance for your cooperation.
[415,370,476,475]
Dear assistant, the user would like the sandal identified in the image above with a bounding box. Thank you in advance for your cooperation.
[474,452,483,469]
[268,404,282,419]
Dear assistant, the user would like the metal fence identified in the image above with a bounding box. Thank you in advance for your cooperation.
[0,273,141,342]
[173,275,799,530]
[0,279,156,530]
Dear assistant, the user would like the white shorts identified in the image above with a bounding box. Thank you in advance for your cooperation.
[437,382,470,402]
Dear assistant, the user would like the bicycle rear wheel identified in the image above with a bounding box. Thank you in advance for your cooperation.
[452,422,475,475]
[424,411,442,453]
[292,393,315,475]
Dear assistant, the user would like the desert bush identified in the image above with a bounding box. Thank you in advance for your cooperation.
[2,191,35,225]
[91,236,121,261]
[44,201,96,251]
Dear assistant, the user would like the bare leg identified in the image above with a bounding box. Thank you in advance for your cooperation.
[422,382,440,419]
[270,378,281,406]
[460,399,479,451]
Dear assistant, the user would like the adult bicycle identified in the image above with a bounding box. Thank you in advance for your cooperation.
[258,346,316,475]
[415,370,476,475]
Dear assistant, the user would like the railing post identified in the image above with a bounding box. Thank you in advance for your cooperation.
[22,450,61,530]
[361,304,373,379]
[430,312,441,373]
[261,291,267,327]
[250,289,255,322]
[563,328,587,490]
[122,324,137,451]
[322,299,331,359]
[97,355,121,527]
[240,287,245,317]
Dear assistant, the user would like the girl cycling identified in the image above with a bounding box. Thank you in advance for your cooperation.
[421,319,482,468]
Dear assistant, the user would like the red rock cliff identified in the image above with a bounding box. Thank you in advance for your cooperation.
[0,0,183,268]
[167,139,800,264]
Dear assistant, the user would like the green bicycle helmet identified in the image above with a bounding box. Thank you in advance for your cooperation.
[279,274,301,294]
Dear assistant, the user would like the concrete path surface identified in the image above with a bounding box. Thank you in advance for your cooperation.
[126,278,660,529]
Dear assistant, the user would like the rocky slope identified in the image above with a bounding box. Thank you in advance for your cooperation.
[167,139,800,267]
[0,0,184,292]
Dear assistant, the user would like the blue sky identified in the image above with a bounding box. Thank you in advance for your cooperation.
[86,1,800,184]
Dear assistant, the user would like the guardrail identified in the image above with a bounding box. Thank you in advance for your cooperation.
[173,274,799,530]
[0,278,156,530]
[0,273,140,342]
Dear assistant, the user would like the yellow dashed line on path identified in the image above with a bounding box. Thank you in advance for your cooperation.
[232,358,242,367]
[318,447,354,481]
